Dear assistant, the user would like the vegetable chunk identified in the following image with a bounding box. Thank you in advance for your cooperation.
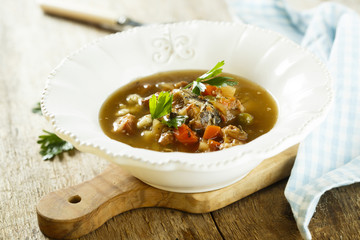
[99,61,278,153]
[174,124,198,144]
[203,125,221,140]
[113,113,137,134]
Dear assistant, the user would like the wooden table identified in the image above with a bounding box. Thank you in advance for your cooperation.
[1,0,359,239]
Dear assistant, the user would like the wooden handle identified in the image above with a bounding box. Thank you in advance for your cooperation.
[36,166,153,239]
[38,0,119,26]
[36,145,298,239]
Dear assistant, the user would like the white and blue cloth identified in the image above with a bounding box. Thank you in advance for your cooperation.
[226,0,360,239]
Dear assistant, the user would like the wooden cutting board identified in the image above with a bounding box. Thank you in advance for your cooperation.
[36,145,298,239]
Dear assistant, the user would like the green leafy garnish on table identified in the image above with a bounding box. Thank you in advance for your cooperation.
[32,102,74,160]
[37,130,74,160]
[32,102,42,115]
[184,60,237,95]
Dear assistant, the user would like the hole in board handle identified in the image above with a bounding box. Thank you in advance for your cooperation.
[68,195,81,204]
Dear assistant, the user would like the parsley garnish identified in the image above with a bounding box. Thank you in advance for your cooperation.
[149,91,173,119]
[37,130,74,160]
[32,102,42,115]
[147,61,237,128]
[149,92,187,128]
[202,76,237,87]
[184,60,237,95]
[162,113,187,129]
[33,102,74,160]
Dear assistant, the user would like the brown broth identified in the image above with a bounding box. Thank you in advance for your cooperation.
[99,70,278,152]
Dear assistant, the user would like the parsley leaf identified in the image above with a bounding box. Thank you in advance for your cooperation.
[37,130,74,160]
[184,61,237,95]
[162,113,187,129]
[187,80,206,96]
[32,102,42,115]
[202,76,237,87]
[149,92,187,128]
[198,60,226,80]
[149,91,173,119]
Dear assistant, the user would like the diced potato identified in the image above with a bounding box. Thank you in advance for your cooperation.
[137,114,153,129]
[141,130,154,141]
[221,86,236,98]
[212,101,227,115]
[198,141,210,152]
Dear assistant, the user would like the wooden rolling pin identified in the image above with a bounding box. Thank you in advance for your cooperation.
[38,0,141,31]
[36,145,298,239]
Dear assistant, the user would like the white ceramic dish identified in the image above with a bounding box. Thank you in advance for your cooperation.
[41,21,333,193]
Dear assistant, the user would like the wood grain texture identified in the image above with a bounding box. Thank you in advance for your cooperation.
[1,0,360,240]
[36,145,297,239]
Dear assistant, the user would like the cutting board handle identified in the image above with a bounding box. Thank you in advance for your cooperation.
[36,145,297,239]
[36,166,158,239]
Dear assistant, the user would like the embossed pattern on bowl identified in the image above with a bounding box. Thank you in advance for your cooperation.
[41,21,333,192]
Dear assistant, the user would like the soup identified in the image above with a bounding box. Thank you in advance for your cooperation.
[99,67,277,153]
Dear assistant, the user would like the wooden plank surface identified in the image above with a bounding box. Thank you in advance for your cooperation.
[36,145,297,239]
[1,0,359,239]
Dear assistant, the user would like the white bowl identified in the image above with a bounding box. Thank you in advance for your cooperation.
[41,21,333,193]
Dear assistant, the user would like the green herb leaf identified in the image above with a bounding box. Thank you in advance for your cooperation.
[149,91,173,119]
[162,114,187,129]
[198,60,225,80]
[186,61,237,95]
[37,130,74,160]
[192,81,206,96]
[202,76,237,87]
[32,102,42,115]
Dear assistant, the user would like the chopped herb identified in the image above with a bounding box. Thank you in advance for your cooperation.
[32,102,42,115]
[198,60,226,80]
[184,60,237,95]
[202,76,237,87]
[149,91,173,119]
[32,102,74,160]
[148,92,187,128]
[188,80,207,96]
[162,113,187,129]
[37,130,74,160]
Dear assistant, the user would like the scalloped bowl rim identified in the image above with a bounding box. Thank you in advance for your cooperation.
[41,20,334,173]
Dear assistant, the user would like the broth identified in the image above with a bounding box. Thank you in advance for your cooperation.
[99,70,277,153]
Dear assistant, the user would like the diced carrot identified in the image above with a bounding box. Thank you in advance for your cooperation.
[202,85,217,96]
[203,125,221,140]
[208,139,221,151]
[174,124,198,144]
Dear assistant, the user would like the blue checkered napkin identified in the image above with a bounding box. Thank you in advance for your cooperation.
[226,0,360,239]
